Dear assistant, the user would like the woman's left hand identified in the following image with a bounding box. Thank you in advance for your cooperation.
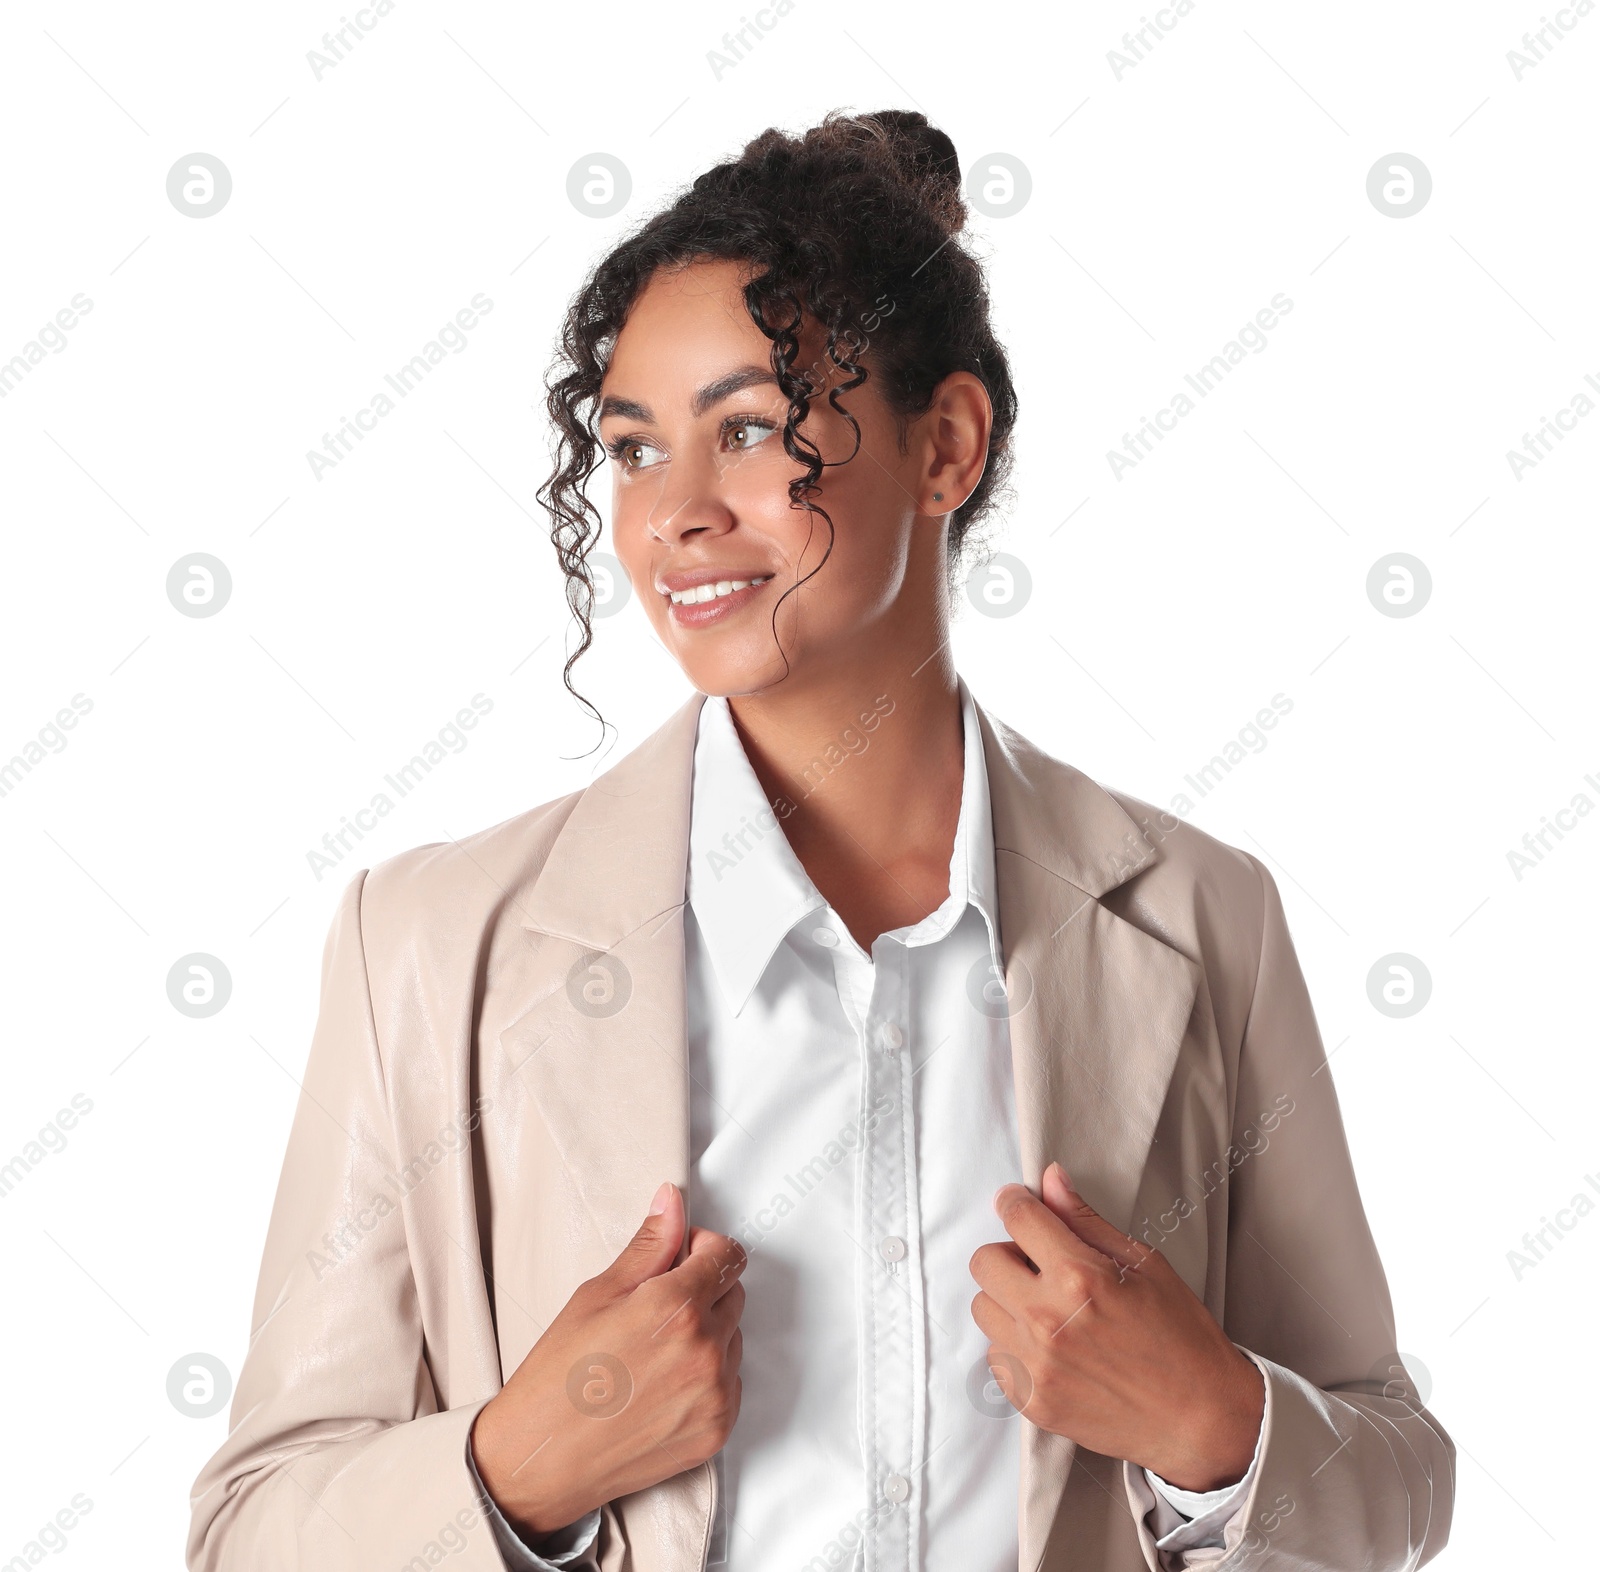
[969,1162,1266,1493]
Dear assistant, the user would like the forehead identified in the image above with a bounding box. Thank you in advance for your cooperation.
[600,258,829,410]
[607,260,763,368]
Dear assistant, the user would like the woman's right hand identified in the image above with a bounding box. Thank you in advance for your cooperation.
[468,1181,746,1542]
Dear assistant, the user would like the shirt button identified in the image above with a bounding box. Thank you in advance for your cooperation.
[880,1235,907,1263]
[878,1021,904,1052]
[811,925,838,947]
[883,1474,911,1504]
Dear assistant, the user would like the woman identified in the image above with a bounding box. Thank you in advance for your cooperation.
[187,110,1454,1572]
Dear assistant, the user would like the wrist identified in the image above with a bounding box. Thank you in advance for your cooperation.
[1154,1352,1265,1493]
[470,1396,592,1540]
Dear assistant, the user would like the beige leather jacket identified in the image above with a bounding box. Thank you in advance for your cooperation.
[186,689,1455,1571]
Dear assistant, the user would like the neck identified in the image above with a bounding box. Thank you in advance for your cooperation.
[724,640,966,945]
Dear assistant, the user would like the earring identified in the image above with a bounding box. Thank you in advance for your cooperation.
[932,492,944,502]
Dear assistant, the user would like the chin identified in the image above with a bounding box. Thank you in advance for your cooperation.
[678,655,794,701]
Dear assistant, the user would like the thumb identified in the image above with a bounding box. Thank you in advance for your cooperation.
[1041,1162,1148,1273]
[606,1180,687,1291]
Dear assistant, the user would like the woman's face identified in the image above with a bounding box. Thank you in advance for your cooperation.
[600,257,986,699]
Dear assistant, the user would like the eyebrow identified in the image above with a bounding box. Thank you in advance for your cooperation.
[597,363,781,425]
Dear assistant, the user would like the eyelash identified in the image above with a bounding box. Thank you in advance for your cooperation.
[603,412,781,471]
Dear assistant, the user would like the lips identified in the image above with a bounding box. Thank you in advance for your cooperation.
[655,567,778,599]
[661,573,777,627]
[665,575,774,606]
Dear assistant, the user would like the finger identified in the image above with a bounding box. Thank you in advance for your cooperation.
[1041,1162,1156,1274]
[977,1238,1033,1273]
[993,1183,1104,1276]
[710,1257,747,1305]
[968,1240,1040,1309]
[606,1181,687,1292]
[680,1216,738,1269]
[685,1224,733,1258]
[969,1288,1017,1347]
[668,1228,748,1301]
[984,1347,1034,1415]
[704,1279,745,1341]
[688,1226,749,1287]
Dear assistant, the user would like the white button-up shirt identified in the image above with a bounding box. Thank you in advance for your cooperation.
[472,676,1261,1568]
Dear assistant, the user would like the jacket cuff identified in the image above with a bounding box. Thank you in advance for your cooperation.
[463,1422,602,1568]
[1140,1358,1267,1551]
[1123,1344,1278,1567]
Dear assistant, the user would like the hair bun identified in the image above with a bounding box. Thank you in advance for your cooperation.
[840,109,966,237]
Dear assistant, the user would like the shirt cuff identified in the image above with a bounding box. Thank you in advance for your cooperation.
[1142,1377,1267,1553]
[463,1427,602,1568]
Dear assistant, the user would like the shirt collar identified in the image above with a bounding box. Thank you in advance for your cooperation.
[686,674,1004,1017]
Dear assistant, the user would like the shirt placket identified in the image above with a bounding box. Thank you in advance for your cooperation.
[834,931,926,1572]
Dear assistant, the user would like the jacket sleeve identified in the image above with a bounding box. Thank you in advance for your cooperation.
[465,1429,603,1568]
[1143,1396,1264,1552]
[1124,852,1456,1571]
[185,869,566,1570]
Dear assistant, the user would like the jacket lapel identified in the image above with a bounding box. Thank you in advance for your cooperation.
[498,691,703,1259]
[495,691,710,1572]
[498,688,1200,1572]
[974,704,1201,1572]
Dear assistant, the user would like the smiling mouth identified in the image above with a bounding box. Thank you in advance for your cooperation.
[666,575,775,606]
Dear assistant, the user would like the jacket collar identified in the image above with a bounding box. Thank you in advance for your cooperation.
[519,681,1158,948]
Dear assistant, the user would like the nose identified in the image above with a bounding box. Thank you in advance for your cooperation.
[640,461,737,545]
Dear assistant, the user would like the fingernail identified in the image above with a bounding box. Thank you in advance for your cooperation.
[649,1181,672,1216]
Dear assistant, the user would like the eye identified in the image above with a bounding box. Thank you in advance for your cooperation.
[724,415,780,452]
[603,413,781,473]
[604,435,665,473]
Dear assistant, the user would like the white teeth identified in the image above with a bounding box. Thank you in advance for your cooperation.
[669,574,773,606]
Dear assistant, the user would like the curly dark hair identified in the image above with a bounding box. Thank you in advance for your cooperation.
[535,107,1020,749]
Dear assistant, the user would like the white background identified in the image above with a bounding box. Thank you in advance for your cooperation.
[1,0,1594,1565]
